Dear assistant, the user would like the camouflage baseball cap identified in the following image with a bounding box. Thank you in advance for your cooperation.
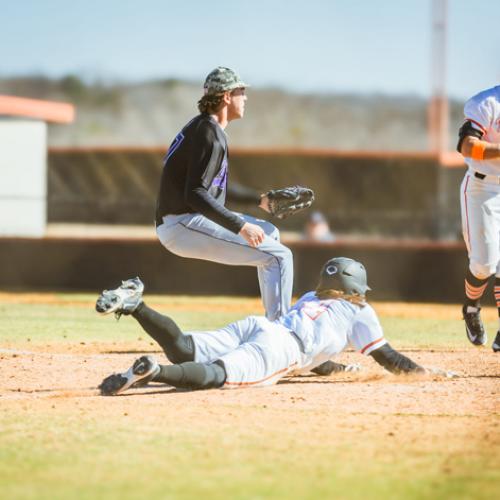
[203,67,249,95]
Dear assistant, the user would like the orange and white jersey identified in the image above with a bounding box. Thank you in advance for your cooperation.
[463,85,500,175]
[278,291,386,371]
[190,292,386,389]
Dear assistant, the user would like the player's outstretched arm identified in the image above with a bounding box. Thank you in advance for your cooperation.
[226,182,262,205]
[369,343,425,374]
[460,136,500,160]
[370,344,458,377]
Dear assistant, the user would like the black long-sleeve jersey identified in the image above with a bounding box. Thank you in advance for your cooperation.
[155,114,260,234]
[312,343,424,377]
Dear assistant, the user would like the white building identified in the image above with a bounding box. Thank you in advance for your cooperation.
[0,95,74,237]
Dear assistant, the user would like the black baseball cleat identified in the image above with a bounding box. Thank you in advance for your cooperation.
[99,356,160,396]
[493,331,500,352]
[462,305,487,346]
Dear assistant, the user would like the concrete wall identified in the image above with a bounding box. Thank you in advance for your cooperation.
[0,119,47,236]
[1,148,467,302]
[0,236,473,303]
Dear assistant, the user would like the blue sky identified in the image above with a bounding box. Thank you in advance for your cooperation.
[1,0,499,99]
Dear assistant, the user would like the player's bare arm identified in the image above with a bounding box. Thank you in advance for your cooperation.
[460,135,500,160]
[259,194,271,213]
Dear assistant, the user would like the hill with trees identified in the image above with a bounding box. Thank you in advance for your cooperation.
[0,75,465,150]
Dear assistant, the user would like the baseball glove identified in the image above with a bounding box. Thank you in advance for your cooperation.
[265,185,315,219]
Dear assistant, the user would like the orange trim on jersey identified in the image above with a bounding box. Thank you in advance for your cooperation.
[471,142,486,160]
[465,118,487,134]
[304,304,328,320]
[360,337,385,354]
[224,362,298,387]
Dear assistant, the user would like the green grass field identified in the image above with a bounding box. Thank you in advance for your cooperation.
[1,294,494,347]
[0,294,498,500]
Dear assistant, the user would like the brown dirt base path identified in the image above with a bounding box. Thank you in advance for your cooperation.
[0,345,498,420]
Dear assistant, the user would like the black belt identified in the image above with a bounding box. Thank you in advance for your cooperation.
[473,171,500,184]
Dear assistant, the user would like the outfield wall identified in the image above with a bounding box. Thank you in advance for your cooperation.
[47,148,466,240]
[0,236,473,303]
[1,148,471,302]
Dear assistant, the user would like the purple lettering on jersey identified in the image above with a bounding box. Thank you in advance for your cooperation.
[212,158,228,189]
[163,132,185,165]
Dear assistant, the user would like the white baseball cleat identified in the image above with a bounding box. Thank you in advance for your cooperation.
[95,277,144,319]
[99,356,160,396]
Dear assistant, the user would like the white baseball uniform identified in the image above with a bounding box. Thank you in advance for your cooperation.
[460,85,500,276]
[190,291,386,388]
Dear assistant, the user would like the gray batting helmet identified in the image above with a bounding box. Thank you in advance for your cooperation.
[317,257,371,295]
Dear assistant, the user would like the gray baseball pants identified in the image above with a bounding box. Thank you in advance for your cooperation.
[156,213,293,320]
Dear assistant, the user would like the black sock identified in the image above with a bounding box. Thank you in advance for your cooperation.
[153,362,226,390]
[464,269,490,308]
[132,303,195,363]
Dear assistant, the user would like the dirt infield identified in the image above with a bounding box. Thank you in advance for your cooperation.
[1,343,498,417]
[0,296,498,417]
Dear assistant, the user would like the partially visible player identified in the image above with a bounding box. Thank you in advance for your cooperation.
[457,85,500,352]
[155,66,292,321]
[95,257,455,395]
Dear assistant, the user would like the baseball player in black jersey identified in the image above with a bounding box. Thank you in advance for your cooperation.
[155,67,293,321]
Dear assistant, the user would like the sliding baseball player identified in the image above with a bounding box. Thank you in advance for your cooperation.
[95,257,455,395]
